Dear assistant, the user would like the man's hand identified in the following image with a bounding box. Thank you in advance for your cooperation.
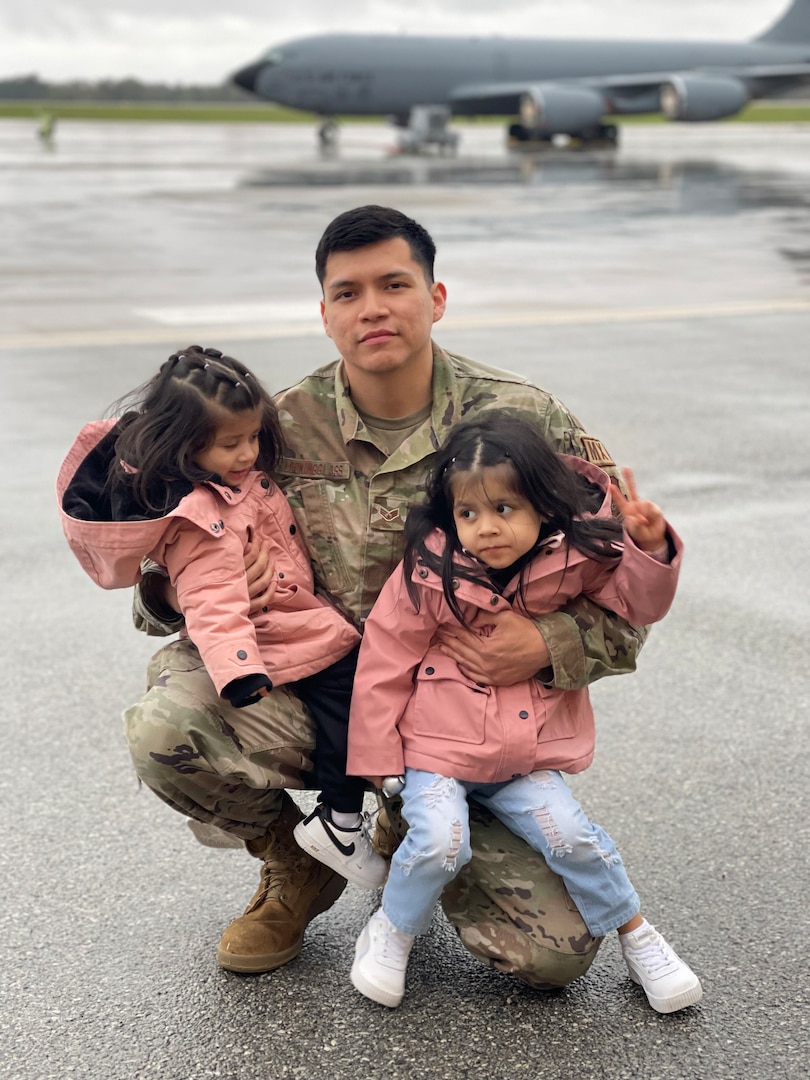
[435,608,550,686]
[244,538,277,614]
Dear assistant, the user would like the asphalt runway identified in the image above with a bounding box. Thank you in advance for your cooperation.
[1,117,808,1080]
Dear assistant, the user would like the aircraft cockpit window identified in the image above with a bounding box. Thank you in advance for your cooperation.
[261,49,285,66]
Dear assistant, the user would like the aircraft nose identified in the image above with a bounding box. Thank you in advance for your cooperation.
[231,61,265,93]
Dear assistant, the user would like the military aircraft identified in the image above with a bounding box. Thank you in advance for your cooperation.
[232,0,810,153]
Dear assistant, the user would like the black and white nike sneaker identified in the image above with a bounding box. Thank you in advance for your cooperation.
[293,805,388,890]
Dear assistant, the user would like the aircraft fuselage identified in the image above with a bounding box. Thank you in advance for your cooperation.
[239,34,810,117]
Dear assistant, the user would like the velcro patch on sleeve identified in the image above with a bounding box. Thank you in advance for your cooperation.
[580,437,616,468]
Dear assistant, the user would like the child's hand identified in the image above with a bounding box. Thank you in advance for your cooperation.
[609,467,667,553]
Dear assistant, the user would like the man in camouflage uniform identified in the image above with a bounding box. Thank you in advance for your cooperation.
[126,205,646,988]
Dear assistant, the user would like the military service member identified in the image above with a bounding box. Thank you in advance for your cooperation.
[126,205,646,988]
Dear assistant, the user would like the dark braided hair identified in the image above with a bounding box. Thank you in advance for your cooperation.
[403,412,623,627]
[110,345,283,513]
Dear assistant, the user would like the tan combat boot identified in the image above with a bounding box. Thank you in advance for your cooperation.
[216,795,346,973]
[372,792,407,859]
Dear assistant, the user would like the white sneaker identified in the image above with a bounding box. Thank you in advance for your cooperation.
[620,923,703,1013]
[351,909,414,1007]
[293,805,388,890]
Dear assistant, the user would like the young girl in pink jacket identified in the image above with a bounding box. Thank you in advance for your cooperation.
[58,345,386,889]
[343,412,702,1013]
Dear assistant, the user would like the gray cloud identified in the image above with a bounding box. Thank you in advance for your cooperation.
[0,1,791,82]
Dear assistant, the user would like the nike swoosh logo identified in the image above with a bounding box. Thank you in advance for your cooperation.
[321,819,356,857]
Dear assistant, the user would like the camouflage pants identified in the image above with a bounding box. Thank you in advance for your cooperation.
[124,638,601,988]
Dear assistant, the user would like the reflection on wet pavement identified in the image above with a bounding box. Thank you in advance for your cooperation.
[1,119,809,346]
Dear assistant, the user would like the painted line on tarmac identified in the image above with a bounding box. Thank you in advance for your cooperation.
[2,298,809,350]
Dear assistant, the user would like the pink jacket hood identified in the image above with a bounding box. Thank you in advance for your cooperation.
[58,419,360,693]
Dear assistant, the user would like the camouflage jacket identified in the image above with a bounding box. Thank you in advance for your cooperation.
[135,343,647,690]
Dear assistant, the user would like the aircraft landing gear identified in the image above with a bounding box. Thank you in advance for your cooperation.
[318,117,339,155]
[571,123,620,148]
[394,106,460,155]
[507,121,620,150]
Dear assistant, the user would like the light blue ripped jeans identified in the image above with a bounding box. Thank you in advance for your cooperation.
[382,768,640,939]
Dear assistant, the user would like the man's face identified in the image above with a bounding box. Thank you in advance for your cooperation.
[320,237,446,381]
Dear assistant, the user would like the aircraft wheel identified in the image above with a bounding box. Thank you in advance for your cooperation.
[318,119,339,148]
[508,122,530,142]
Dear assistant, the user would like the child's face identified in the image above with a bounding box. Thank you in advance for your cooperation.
[194,406,263,487]
[450,464,543,570]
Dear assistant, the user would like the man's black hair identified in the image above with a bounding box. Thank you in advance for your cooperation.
[315,204,436,286]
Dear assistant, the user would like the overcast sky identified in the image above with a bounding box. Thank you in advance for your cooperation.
[0,1,796,84]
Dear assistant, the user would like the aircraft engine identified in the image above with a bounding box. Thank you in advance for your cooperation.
[519,85,606,133]
[659,74,749,121]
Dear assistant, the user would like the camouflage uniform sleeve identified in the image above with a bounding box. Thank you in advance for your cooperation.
[132,559,184,638]
[534,394,649,691]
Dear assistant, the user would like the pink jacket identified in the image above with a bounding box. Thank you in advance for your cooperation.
[347,458,682,784]
[57,419,360,695]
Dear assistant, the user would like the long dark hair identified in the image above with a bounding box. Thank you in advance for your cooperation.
[403,412,622,625]
[110,345,283,513]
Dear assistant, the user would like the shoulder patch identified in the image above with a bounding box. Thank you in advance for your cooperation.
[277,456,351,480]
[580,437,615,468]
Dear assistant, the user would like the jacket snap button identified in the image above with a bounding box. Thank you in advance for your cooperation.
[489,595,500,605]
[262,606,269,613]
[261,478,270,489]
[425,666,435,675]
[224,491,232,499]
[450,578,459,590]
[232,487,241,494]
[519,710,529,719]
[419,568,428,578]
[278,572,284,579]
[289,524,296,534]
[237,650,248,660]
[219,520,224,528]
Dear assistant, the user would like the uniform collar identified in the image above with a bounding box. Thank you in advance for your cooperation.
[335,341,460,453]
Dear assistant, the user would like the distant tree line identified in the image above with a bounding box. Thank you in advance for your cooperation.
[0,75,252,102]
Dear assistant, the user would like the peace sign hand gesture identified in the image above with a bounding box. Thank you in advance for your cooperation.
[609,467,667,553]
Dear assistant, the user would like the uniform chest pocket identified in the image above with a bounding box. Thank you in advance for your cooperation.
[295,480,352,595]
[409,657,489,745]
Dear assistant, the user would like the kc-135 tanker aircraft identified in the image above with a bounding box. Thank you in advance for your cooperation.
[232,0,810,152]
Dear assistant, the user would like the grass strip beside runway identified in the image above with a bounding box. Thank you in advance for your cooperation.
[1,101,810,123]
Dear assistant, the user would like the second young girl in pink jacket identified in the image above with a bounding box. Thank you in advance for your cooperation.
[58,346,386,889]
[343,412,702,1014]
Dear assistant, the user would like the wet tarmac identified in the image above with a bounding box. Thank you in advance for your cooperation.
[1,118,808,1080]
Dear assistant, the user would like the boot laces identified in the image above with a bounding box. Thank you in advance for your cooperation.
[256,862,287,903]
